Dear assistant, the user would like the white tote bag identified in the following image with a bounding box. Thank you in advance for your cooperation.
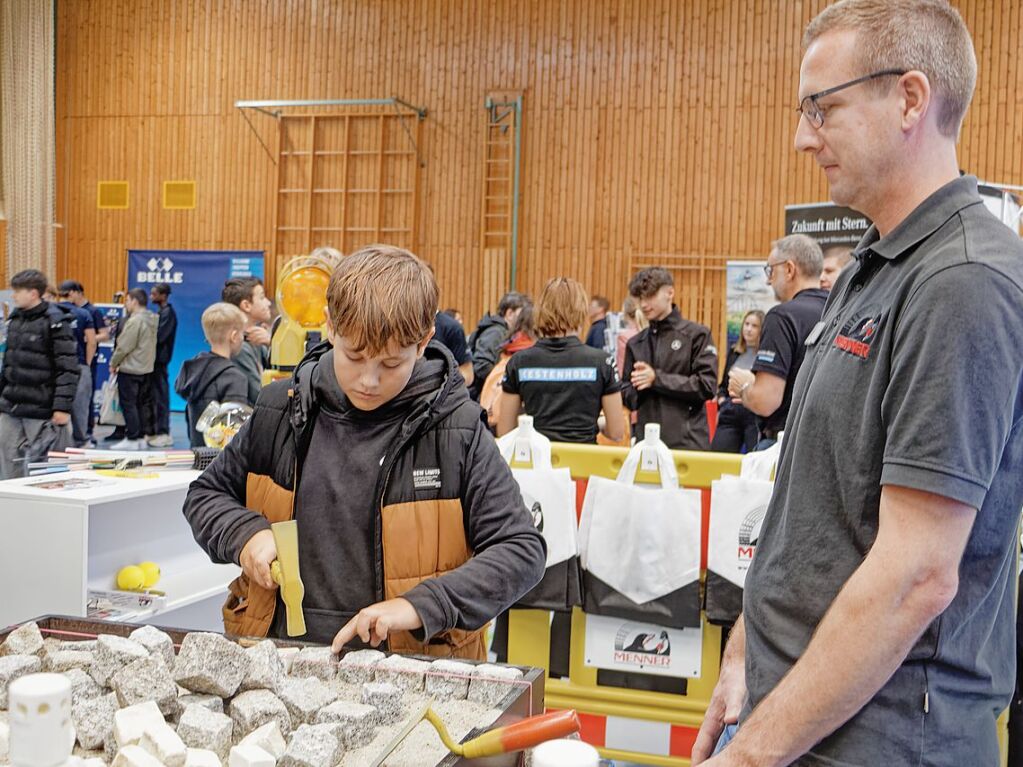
[497,419,582,610]
[706,475,775,624]
[578,432,702,629]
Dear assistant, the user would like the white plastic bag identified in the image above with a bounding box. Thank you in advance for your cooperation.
[739,433,783,481]
[578,427,702,628]
[98,374,125,426]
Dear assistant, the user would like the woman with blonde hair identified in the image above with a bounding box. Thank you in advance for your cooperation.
[710,309,764,453]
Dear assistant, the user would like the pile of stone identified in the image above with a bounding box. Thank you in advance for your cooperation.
[0,622,525,767]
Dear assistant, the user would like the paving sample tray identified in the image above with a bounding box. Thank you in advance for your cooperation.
[0,616,546,767]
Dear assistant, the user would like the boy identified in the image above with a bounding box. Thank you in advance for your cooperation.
[175,302,250,447]
[221,277,273,405]
[467,291,529,400]
[109,288,158,450]
[0,270,79,479]
[54,285,97,447]
[621,267,717,450]
[184,246,546,656]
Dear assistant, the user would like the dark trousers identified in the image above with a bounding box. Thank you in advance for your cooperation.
[117,372,147,439]
[148,365,170,434]
[710,401,760,453]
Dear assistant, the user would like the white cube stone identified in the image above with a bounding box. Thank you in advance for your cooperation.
[237,722,286,761]
[45,650,95,674]
[313,700,376,747]
[174,634,249,698]
[336,649,384,686]
[128,627,176,668]
[373,654,429,693]
[66,668,104,706]
[173,693,223,724]
[287,647,336,684]
[177,705,234,762]
[185,748,222,767]
[467,663,525,708]
[279,724,342,767]
[228,743,275,767]
[359,682,403,724]
[0,655,43,709]
[72,692,119,750]
[238,641,285,694]
[425,659,474,701]
[138,723,187,767]
[277,648,300,674]
[114,701,166,747]
[110,654,178,715]
[0,622,45,658]
[91,636,149,687]
[229,690,292,740]
[112,744,164,767]
[276,677,337,726]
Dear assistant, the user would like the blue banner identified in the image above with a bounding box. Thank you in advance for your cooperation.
[128,250,265,411]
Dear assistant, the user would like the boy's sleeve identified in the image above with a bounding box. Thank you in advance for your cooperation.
[500,355,520,394]
[620,341,639,411]
[51,318,81,414]
[401,424,547,640]
[602,351,623,394]
[182,418,271,565]
[651,328,718,403]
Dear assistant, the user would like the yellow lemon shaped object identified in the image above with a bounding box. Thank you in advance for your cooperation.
[116,565,146,591]
[138,561,161,588]
[279,266,330,328]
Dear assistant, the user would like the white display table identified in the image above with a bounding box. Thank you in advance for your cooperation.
[0,469,239,631]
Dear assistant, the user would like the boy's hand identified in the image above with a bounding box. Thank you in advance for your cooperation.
[51,411,70,426]
[631,361,656,391]
[245,326,272,347]
[331,598,422,653]
[240,529,278,590]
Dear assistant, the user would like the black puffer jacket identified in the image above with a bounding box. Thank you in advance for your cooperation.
[0,301,80,419]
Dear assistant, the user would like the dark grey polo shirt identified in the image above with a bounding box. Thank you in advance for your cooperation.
[742,176,1023,766]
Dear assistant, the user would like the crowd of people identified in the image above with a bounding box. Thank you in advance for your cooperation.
[0,233,848,478]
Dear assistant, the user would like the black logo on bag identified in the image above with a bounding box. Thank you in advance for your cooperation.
[620,630,671,656]
[737,503,768,561]
[521,490,544,533]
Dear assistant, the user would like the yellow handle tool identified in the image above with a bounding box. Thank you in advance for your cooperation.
[269,520,306,637]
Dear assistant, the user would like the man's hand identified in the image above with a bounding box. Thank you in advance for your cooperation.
[727,367,755,401]
[692,622,747,764]
[631,361,656,391]
[240,529,278,590]
[51,411,71,426]
[110,366,118,375]
[245,326,272,347]
[331,598,422,653]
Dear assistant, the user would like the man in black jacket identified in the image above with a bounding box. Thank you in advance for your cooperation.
[146,283,178,447]
[466,291,528,400]
[0,269,80,479]
[622,267,718,450]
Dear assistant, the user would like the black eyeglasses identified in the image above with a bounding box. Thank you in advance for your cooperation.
[795,69,907,128]
[763,259,790,279]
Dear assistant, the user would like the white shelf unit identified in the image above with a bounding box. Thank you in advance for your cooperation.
[0,470,239,631]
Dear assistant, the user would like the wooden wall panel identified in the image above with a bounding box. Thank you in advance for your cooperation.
[55,0,1023,338]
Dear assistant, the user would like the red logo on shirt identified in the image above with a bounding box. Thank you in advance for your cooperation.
[835,314,882,359]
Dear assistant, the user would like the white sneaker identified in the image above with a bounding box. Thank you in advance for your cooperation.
[110,438,141,451]
[147,434,174,448]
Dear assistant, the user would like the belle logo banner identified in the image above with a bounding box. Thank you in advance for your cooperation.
[128,250,264,411]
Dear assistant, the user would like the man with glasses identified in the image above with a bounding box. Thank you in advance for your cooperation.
[727,234,825,450]
[695,1,1023,765]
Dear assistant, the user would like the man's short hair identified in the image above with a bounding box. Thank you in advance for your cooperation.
[628,267,674,299]
[536,278,589,338]
[151,282,172,298]
[221,277,263,307]
[202,302,247,345]
[804,0,976,138]
[57,279,84,295]
[127,288,148,307]
[772,234,824,279]
[326,244,438,356]
[11,269,48,295]
[591,295,611,313]
[497,291,528,317]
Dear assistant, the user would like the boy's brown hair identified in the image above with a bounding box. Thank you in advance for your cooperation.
[202,302,247,345]
[535,277,589,338]
[327,244,438,355]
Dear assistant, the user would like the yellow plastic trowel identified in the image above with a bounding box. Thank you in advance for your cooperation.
[269,521,306,637]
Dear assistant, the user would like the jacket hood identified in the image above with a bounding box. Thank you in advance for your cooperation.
[136,308,159,330]
[175,353,239,400]
[290,339,471,432]
[474,314,508,334]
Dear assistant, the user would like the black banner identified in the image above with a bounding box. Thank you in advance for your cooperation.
[784,203,872,252]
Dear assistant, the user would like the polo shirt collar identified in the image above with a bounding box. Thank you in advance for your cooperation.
[853,175,984,262]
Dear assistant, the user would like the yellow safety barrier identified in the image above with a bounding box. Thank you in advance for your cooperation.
[507,444,741,766]
[506,442,1012,766]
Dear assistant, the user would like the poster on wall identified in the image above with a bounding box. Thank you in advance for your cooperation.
[127,250,264,411]
[783,202,871,253]
[725,262,778,352]
[583,613,702,679]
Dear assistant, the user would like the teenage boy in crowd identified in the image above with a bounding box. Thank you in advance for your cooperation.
[184,246,546,654]
[621,267,718,450]
[584,294,611,350]
[146,283,178,447]
[0,270,79,479]
[221,277,273,405]
[109,289,158,450]
[467,291,529,400]
[59,280,110,443]
[175,302,249,447]
[55,286,97,447]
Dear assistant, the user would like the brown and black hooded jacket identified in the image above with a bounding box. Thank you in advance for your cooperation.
[183,340,546,659]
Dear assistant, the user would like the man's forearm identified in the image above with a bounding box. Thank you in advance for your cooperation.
[726,555,942,767]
